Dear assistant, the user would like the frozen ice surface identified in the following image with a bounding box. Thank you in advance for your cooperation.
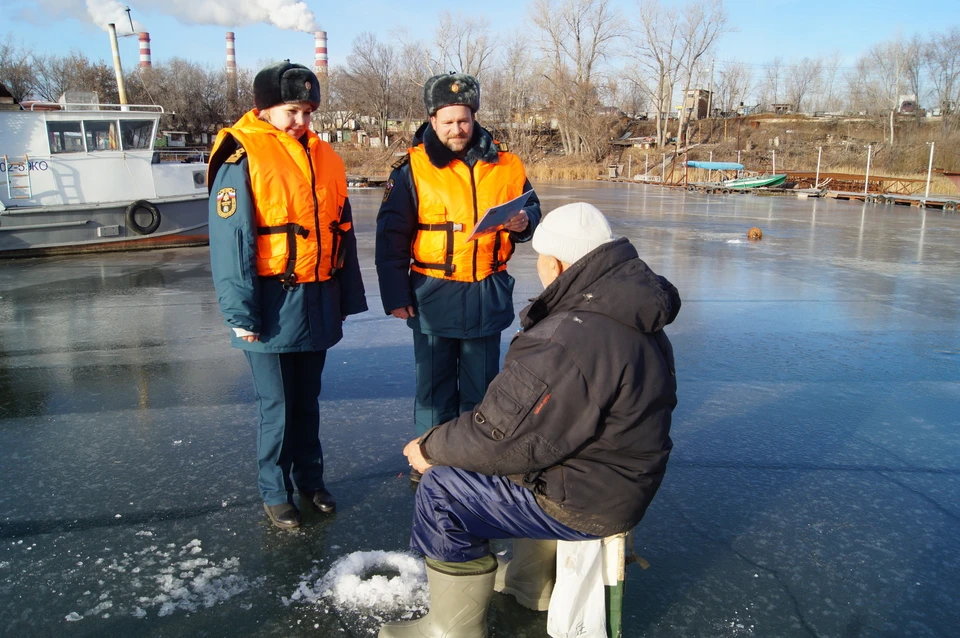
[0,182,958,636]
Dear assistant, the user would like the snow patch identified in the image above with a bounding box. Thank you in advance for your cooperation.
[58,534,260,621]
[287,550,429,615]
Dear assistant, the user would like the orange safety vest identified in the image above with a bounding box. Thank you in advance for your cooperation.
[210,110,349,285]
[409,145,527,283]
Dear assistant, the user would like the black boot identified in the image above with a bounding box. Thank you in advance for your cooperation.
[303,488,336,514]
[263,503,301,530]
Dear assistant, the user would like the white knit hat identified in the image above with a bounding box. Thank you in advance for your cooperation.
[532,202,615,264]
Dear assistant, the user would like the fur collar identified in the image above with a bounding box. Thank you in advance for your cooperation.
[414,121,501,168]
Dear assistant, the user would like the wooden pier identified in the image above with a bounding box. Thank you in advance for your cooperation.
[828,191,959,210]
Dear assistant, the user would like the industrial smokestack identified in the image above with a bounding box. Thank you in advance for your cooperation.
[314,31,328,75]
[226,32,238,119]
[138,32,152,68]
[226,31,237,75]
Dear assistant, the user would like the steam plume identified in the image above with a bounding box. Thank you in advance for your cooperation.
[22,0,318,33]
[85,1,144,33]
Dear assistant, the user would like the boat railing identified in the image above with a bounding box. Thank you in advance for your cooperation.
[152,149,209,164]
[27,103,165,113]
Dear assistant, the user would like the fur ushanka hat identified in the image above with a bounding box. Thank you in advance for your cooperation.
[254,60,321,110]
[423,72,480,115]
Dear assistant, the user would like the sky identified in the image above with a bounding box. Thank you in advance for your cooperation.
[2,0,956,75]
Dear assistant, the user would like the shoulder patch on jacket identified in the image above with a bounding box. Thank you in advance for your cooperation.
[216,187,238,218]
[391,154,410,170]
[382,178,395,204]
[224,147,246,164]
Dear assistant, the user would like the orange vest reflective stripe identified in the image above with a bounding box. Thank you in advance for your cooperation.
[211,110,349,284]
[408,145,526,283]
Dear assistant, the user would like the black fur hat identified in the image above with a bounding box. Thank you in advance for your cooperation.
[254,60,321,110]
[424,72,480,115]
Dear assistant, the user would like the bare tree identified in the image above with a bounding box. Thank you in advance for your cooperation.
[484,32,544,155]
[0,35,37,102]
[860,37,913,143]
[324,68,362,131]
[904,34,925,122]
[632,0,682,148]
[609,76,648,119]
[435,12,496,79]
[32,51,119,104]
[391,29,438,138]
[762,56,784,108]
[844,56,871,115]
[675,0,728,146]
[715,60,752,114]
[925,26,960,115]
[337,32,399,142]
[152,59,226,135]
[530,0,624,159]
[819,51,844,113]
[785,57,823,113]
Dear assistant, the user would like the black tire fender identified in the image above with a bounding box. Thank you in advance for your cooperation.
[126,200,162,235]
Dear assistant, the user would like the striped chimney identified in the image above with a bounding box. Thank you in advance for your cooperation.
[138,32,152,68]
[314,31,328,75]
[226,32,237,75]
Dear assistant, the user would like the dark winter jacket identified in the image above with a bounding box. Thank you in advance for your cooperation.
[375,122,541,338]
[420,238,680,536]
[209,153,367,353]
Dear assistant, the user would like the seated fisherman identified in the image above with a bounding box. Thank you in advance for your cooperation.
[379,202,681,637]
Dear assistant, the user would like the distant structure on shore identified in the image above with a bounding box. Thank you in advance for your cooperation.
[139,32,151,68]
[315,31,328,76]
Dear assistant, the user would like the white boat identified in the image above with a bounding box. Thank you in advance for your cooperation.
[0,99,209,257]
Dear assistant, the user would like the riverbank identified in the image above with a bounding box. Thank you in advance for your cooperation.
[336,114,960,196]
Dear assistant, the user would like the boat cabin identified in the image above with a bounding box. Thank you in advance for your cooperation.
[1,101,207,211]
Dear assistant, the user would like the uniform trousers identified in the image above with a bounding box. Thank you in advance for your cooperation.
[244,350,328,506]
[411,466,598,562]
[412,326,500,436]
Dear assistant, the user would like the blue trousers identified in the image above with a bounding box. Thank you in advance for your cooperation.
[244,350,327,506]
[411,466,598,562]
[412,327,501,436]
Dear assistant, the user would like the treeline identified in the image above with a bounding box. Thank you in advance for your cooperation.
[3,0,959,162]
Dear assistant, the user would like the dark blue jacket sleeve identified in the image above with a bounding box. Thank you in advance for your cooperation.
[375,163,417,314]
[209,158,260,333]
[510,178,541,244]
[337,197,368,316]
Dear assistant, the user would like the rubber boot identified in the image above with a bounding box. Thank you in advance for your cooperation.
[379,560,496,638]
[494,538,557,611]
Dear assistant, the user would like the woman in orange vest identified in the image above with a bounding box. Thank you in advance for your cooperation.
[208,61,367,530]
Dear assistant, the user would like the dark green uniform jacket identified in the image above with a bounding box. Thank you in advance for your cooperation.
[209,150,367,353]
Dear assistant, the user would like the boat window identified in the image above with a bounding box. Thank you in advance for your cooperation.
[47,121,85,154]
[84,120,119,151]
[120,120,155,150]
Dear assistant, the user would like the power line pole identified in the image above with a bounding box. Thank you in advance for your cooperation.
[706,58,715,120]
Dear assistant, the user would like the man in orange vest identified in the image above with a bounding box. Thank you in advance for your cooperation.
[208,61,367,529]
[376,73,541,483]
